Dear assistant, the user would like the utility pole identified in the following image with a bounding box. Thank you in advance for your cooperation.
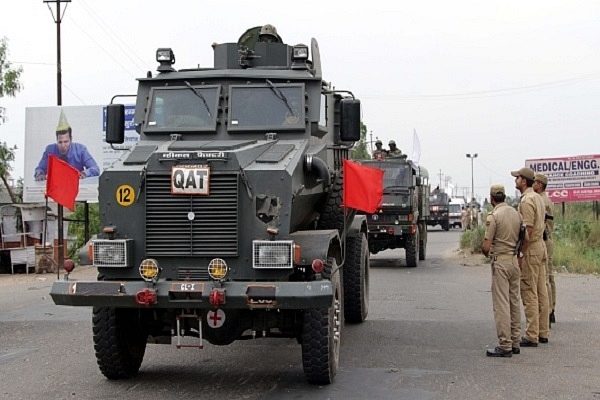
[45,0,71,278]
[437,169,443,190]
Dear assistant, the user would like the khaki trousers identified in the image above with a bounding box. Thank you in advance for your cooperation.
[520,240,550,342]
[545,238,556,310]
[491,255,521,351]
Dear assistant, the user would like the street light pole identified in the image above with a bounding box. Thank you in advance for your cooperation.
[466,153,478,201]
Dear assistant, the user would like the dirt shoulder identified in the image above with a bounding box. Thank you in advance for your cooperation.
[0,265,98,287]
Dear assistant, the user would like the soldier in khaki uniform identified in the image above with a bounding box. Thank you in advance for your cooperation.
[511,167,550,346]
[470,204,479,229]
[387,140,403,157]
[482,184,522,357]
[372,140,387,159]
[533,172,556,325]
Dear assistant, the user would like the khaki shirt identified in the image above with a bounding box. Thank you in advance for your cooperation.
[518,187,545,242]
[387,149,402,157]
[372,149,387,159]
[484,202,521,255]
[539,191,554,239]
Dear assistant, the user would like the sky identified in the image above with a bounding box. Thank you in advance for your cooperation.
[2,0,600,202]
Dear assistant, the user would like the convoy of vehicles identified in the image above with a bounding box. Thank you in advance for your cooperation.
[359,158,430,267]
[50,27,370,385]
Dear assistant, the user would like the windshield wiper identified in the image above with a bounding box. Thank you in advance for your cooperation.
[265,79,295,116]
[184,81,212,117]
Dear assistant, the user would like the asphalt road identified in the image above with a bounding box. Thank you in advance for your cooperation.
[1,228,599,400]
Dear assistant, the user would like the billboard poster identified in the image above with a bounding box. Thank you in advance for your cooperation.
[23,105,138,204]
[526,154,600,203]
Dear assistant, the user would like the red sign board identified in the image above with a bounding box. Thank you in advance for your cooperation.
[526,154,600,203]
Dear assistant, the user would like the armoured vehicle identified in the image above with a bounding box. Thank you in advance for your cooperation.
[360,158,430,267]
[50,27,370,385]
[428,190,450,231]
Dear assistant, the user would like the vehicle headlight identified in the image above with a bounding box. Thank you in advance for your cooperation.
[253,240,294,269]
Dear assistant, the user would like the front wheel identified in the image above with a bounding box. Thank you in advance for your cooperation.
[343,232,369,323]
[405,230,419,268]
[301,258,343,385]
[93,307,148,379]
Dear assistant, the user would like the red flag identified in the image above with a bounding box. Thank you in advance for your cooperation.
[46,154,80,211]
[343,159,383,213]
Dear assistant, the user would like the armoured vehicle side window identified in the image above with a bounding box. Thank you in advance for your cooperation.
[228,84,305,131]
[144,85,220,132]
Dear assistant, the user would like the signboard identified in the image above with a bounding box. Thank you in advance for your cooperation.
[526,154,600,203]
[23,105,138,204]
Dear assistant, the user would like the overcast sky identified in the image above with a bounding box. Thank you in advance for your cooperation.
[2,0,599,201]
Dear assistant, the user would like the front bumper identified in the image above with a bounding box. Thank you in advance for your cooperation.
[50,279,333,309]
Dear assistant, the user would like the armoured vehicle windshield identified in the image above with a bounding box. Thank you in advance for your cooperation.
[145,85,220,132]
[228,84,305,131]
[379,163,412,188]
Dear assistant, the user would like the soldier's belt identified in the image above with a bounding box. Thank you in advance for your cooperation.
[493,254,516,261]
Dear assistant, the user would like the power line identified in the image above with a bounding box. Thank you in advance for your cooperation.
[361,71,600,101]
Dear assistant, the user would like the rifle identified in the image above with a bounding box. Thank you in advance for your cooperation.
[515,223,526,256]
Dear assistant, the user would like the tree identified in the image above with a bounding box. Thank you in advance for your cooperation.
[0,142,19,203]
[350,121,371,160]
[0,37,23,204]
[0,37,23,124]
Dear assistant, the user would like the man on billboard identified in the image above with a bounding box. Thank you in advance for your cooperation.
[34,109,100,181]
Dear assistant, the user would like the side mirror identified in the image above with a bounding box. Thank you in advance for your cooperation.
[340,98,361,142]
[415,177,422,186]
[106,104,125,144]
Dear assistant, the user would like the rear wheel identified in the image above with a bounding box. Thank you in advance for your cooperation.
[418,222,427,261]
[93,307,148,379]
[405,230,419,268]
[343,232,369,323]
[302,258,343,385]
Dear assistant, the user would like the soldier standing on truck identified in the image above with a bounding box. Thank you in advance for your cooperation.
[387,140,403,158]
[372,139,387,159]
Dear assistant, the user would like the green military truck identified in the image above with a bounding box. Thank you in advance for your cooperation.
[50,27,370,385]
[428,190,450,231]
[360,158,430,267]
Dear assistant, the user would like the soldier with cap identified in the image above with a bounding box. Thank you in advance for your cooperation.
[34,109,100,181]
[511,166,550,347]
[533,172,556,325]
[482,184,522,357]
[387,140,403,158]
[372,139,387,159]
[258,24,282,43]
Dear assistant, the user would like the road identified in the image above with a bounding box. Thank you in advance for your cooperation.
[1,228,600,399]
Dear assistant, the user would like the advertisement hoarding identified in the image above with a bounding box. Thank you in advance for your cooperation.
[23,105,137,204]
[526,154,600,203]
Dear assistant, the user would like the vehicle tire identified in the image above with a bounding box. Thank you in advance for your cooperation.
[405,230,419,268]
[317,172,356,235]
[93,307,148,379]
[302,258,343,385]
[343,232,369,323]
[418,222,427,261]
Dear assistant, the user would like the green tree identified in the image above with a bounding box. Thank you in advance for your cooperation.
[350,122,370,160]
[0,142,19,203]
[0,37,23,124]
[0,37,23,204]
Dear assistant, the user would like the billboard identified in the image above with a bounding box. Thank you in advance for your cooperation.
[526,154,600,203]
[23,105,137,204]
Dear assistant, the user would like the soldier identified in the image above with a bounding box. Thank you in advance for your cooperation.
[387,140,403,157]
[258,24,282,43]
[461,206,468,231]
[470,204,479,229]
[533,172,556,325]
[372,140,387,159]
[482,184,522,357]
[511,166,550,347]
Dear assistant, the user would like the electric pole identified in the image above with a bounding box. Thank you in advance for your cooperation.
[45,0,71,278]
